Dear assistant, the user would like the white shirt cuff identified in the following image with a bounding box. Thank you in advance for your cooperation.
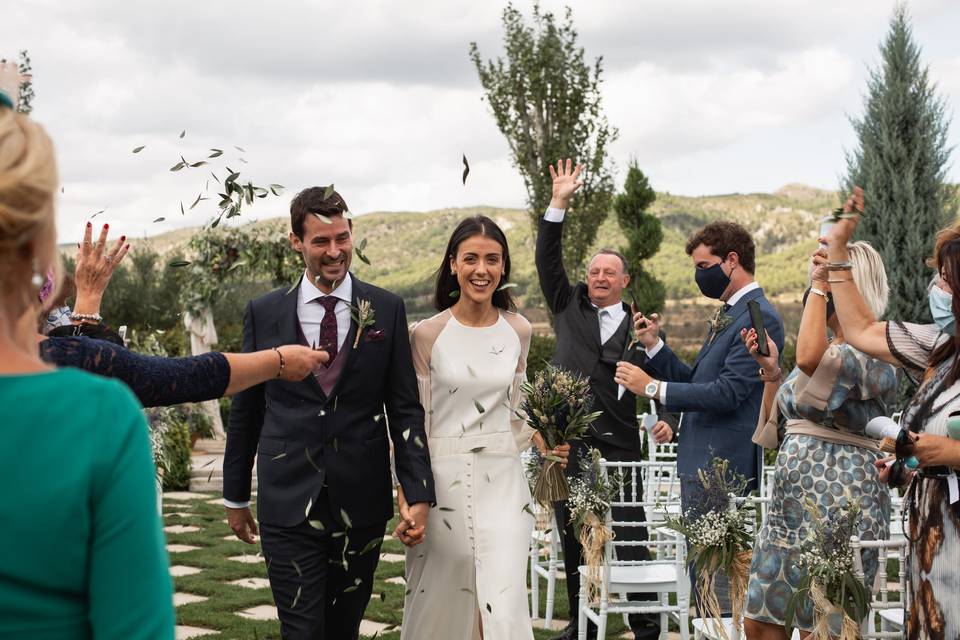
[645,338,665,359]
[223,499,250,509]
[543,207,566,223]
[659,382,668,404]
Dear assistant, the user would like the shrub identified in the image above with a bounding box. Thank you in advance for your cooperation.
[160,415,192,492]
[527,334,557,381]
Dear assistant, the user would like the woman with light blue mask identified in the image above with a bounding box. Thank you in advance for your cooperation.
[824,186,960,640]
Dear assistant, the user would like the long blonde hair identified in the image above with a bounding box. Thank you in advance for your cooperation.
[0,108,59,318]
[847,241,888,319]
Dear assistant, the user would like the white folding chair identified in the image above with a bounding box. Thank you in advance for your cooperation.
[576,460,690,640]
[690,494,770,640]
[522,449,563,627]
[851,536,907,639]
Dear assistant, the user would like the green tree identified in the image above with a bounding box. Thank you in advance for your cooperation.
[469,2,617,277]
[614,160,665,313]
[844,5,954,323]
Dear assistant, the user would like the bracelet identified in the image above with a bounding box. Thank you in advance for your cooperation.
[69,312,102,323]
[827,263,853,271]
[273,347,285,378]
[809,287,830,300]
[759,367,782,383]
[827,277,854,284]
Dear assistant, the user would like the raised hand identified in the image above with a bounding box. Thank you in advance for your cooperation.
[810,248,830,289]
[548,158,583,209]
[740,328,779,375]
[825,186,863,252]
[73,222,129,318]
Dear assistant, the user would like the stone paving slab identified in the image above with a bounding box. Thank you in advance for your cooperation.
[228,554,264,564]
[360,619,399,636]
[175,625,219,639]
[379,553,405,563]
[164,512,196,518]
[170,565,203,577]
[385,576,405,585]
[230,577,272,589]
[167,544,201,554]
[165,525,201,534]
[164,492,214,501]
[236,604,279,620]
[174,592,209,607]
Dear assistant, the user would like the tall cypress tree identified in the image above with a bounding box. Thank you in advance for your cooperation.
[614,160,665,313]
[844,5,954,323]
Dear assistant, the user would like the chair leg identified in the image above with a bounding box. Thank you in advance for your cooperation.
[578,583,588,640]
[545,561,556,628]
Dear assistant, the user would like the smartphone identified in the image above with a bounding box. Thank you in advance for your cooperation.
[630,293,646,329]
[747,300,770,357]
[818,216,835,250]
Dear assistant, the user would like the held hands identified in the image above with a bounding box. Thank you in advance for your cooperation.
[740,328,779,375]
[226,506,258,544]
[74,222,129,315]
[532,432,571,468]
[276,345,330,380]
[394,486,429,547]
[614,361,652,396]
[548,159,583,210]
[632,312,661,349]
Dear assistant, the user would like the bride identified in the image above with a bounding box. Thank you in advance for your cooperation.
[396,214,569,639]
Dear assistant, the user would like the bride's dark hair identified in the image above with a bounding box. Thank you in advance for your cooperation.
[433,215,515,312]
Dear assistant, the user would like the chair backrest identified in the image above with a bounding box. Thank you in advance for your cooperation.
[850,535,908,638]
[638,408,681,462]
[728,493,769,536]
[758,464,777,498]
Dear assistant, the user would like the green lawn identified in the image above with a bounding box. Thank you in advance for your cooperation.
[164,495,628,639]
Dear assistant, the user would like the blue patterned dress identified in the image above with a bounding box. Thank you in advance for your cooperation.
[744,343,898,631]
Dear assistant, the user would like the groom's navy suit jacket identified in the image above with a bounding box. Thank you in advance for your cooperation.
[223,273,436,528]
[641,287,783,500]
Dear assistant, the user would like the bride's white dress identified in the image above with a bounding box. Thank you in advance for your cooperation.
[400,309,535,640]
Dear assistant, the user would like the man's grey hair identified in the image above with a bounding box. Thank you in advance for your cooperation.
[590,248,630,276]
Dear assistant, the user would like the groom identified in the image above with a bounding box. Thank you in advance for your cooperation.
[223,186,436,639]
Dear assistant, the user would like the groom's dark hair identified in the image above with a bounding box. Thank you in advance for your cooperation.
[290,186,352,239]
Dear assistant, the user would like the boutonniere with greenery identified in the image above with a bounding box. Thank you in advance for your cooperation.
[708,307,734,342]
[350,299,376,349]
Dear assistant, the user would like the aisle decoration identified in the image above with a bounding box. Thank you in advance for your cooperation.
[568,447,622,603]
[662,457,753,639]
[785,498,869,640]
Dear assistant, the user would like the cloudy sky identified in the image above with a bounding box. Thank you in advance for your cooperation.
[4,0,960,242]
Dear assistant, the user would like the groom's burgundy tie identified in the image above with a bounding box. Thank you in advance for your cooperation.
[317,296,339,367]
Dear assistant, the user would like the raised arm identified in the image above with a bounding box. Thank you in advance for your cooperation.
[535,159,583,314]
[824,188,896,364]
[795,252,832,376]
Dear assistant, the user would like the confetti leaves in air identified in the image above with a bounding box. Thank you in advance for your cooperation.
[462,154,470,185]
[354,236,371,266]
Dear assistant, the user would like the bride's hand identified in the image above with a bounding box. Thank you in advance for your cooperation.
[393,485,425,547]
[533,432,570,468]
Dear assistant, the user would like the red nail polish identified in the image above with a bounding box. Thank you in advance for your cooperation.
[86,222,91,227]
[120,235,126,241]
[104,223,109,229]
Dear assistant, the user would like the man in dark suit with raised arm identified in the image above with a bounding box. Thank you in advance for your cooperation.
[222,187,435,640]
[535,159,675,640]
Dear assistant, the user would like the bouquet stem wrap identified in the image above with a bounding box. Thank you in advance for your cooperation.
[729,549,752,636]
[533,458,570,505]
[579,511,613,604]
[809,581,860,640]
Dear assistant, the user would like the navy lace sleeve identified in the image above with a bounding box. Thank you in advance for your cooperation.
[39,336,231,408]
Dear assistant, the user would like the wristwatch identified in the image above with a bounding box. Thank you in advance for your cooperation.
[644,380,660,399]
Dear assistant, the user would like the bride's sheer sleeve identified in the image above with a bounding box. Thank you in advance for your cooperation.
[40,336,230,408]
[503,312,535,451]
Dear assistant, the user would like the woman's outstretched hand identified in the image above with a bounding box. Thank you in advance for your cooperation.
[277,345,329,380]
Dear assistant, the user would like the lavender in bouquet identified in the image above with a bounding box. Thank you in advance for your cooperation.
[520,366,602,505]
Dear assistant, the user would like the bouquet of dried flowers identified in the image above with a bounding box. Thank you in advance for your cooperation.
[662,458,753,638]
[520,366,602,505]
[568,448,622,602]
[785,498,869,640]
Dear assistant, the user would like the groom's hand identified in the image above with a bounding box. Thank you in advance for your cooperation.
[226,506,258,544]
[394,502,429,547]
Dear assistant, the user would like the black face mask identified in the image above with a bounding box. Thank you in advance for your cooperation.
[802,287,836,321]
[695,262,731,299]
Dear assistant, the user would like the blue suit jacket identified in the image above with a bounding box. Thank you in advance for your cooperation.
[642,286,784,501]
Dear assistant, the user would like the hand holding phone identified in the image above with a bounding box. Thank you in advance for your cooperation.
[747,300,770,357]
[630,294,646,329]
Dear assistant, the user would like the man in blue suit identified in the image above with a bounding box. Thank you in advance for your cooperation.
[614,221,784,505]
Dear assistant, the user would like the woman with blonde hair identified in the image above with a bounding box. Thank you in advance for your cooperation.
[740,229,898,639]
[0,89,175,637]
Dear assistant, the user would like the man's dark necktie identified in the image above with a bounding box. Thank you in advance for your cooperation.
[317,296,339,366]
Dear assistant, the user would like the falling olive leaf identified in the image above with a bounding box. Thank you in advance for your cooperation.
[443,519,452,530]
[466,365,477,377]
[234,145,246,153]
[449,387,459,395]
[90,209,105,219]
[359,536,384,555]
[486,603,493,613]
[462,154,470,185]
[292,584,302,609]
[227,259,248,272]
[308,519,326,531]
[340,508,353,528]
[153,217,165,223]
[305,497,313,518]
[402,428,411,441]
[179,129,186,139]
[449,480,461,489]
[291,559,302,577]
[190,160,208,168]
[438,506,455,512]
[496,282,518,292]
[344,210,354,219]
[314,212,333,224]
[460,587,474,594]
[355,245,371,266]
[305,446,322,473]
[469,446,486,453]
[473,400,485,415]
[239,157,248,164]
[190,193,206,210]
[168,260,191,268]
[269,183,284,196]
[323,183,335,200]
[208,148,223,158]
[449,290,460,299]
[169,162,185,172]
[210,171,220,184]
[180,202,185,216]
[271,452,287,460]
[132,145,145,153]
[414,435,425,449]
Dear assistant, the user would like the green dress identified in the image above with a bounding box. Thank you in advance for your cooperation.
[0,368,174,639]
